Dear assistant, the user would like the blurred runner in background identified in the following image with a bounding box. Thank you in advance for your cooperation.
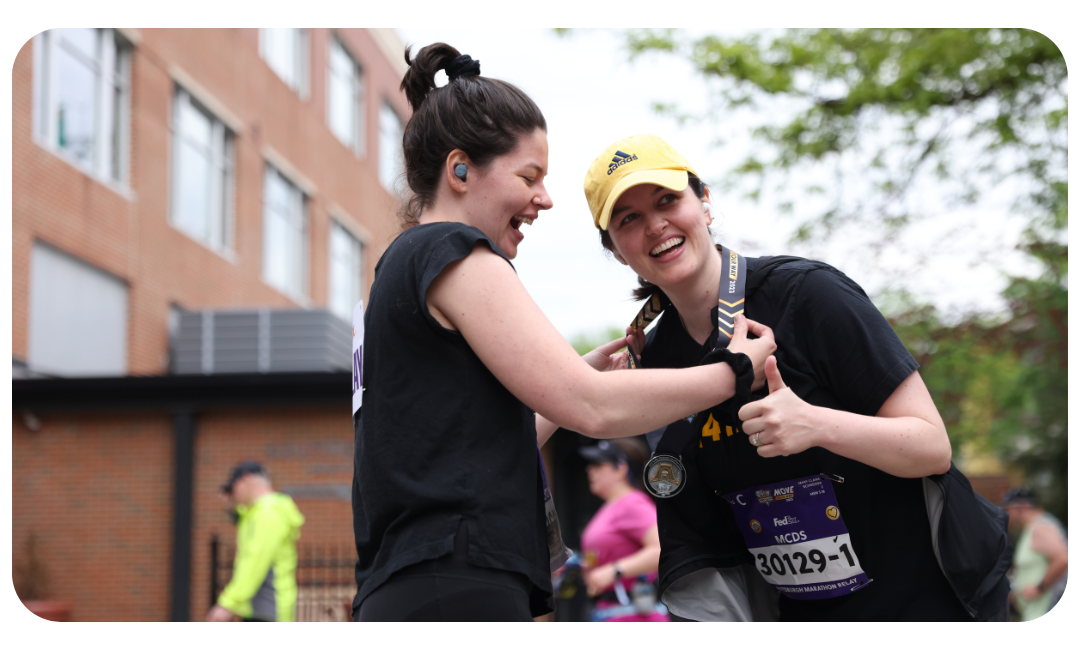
[579,438,669,621]
[207,461,305,622]
[1002,488,1068,621]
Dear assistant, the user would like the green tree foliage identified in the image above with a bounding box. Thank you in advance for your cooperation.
[627,28,1066,243]
[627,28,1067,520]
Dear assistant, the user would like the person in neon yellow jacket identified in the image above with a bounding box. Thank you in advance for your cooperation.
[207,462,305,622]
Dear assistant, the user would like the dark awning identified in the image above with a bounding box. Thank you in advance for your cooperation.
[12,371,353,412]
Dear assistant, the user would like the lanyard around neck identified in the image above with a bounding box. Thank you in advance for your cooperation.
[626,245,746,368]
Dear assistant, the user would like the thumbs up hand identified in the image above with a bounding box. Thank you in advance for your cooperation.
[765,354,787,394]
[737,356,820,458]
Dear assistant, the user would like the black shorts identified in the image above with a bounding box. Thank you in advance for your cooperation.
[356,520,534,622]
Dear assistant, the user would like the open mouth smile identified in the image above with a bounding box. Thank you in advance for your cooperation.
[511,215,535,230]
[650,237,684,257]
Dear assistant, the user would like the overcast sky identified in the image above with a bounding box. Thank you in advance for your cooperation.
[397,27,1050,342]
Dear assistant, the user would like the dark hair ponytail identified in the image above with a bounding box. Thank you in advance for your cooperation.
[598,174,712,302]
[397,42,547,229]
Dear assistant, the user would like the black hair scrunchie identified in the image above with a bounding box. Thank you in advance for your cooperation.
[700,347,756,412]
[446,54,481,81]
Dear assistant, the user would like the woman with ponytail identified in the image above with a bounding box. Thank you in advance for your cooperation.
[351,45,776,621]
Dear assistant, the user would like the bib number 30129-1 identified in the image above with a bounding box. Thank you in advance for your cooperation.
[724,475,870,600]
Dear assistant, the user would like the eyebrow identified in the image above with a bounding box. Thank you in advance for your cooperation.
[611,186,667,216]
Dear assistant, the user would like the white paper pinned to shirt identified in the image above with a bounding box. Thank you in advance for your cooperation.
[352,300,364,415]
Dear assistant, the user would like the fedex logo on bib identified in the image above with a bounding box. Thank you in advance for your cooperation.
[726,475,870,600]
[352,301,364,415]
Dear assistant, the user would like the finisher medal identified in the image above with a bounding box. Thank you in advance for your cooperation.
[643,454,686,498]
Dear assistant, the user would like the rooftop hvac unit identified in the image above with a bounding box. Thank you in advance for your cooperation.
[171,309,351,374]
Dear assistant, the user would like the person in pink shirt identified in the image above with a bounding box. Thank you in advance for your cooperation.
[579,438,670,622]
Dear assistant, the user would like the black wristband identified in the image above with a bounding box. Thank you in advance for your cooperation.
[701,347,754,409]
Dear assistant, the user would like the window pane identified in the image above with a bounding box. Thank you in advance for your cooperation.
[172,89,234,251]
[265,167,290,211]
[175,139,211,241]
[329,224,360,320]
[174,95,213,243]
[55,46,97,166]
[328,40,356,147]
[329,74,354,146]
[330,39,351,76]
[263,168,305,297]
[57,28,98,61]
[263,28,298,89]
[264,205,291,292]
[178,97,212,150]
[379,104,403,191]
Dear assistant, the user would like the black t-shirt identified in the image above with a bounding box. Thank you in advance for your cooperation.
[351,222,552,617]
[643,256,970,621]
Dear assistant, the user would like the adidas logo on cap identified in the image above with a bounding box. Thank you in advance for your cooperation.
[607,150,639,175]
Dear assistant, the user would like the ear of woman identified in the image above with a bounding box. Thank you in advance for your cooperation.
[446,150,470,193]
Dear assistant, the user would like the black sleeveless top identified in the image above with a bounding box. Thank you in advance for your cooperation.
[351,222,552,617]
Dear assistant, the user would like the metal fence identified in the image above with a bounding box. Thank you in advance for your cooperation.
[210,534,356,622]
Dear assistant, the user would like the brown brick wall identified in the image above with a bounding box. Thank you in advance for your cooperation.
[12,406,354,622]
[12,413,175,622]
[12,28,408,375]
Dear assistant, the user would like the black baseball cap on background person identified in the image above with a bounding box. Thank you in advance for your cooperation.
[221,461,267,494]
[578,440,628,466]
[1000,487,1039,508]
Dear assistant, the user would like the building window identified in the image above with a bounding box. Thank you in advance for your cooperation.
[263,165,308,299]
[259,28,308,97]
[170,86,235,252]
[327,37,363,154]
[33,28,131,185]
[329,222,364,322]
[28,243,128,377]
[379,102,404,193]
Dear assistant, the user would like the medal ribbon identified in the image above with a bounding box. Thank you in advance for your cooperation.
[628,247,746,456]
[627,245,745,369]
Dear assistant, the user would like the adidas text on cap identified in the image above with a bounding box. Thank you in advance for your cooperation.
[583,134,699,230]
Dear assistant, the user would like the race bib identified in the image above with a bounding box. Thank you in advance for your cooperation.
[724,475,870,600]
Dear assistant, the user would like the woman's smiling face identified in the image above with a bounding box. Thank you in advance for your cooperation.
[465,128,553,259]
[606,181,713,289]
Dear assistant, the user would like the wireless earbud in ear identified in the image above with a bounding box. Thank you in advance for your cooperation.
[703,203,711,213]
[454,164,468,182]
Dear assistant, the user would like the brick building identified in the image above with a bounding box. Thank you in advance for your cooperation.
[11,28,413,621]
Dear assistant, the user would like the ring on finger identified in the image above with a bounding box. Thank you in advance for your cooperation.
[751,433,761,447]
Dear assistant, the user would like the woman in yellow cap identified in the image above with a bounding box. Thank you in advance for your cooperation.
[581,134,1011,622]
[352,44,777,622]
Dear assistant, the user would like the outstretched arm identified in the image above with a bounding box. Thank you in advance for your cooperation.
[538,336,633,446]
[738,357,951,478]
[428,244,775,439]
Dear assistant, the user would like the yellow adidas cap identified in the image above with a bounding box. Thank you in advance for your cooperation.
[583,134,699,230]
